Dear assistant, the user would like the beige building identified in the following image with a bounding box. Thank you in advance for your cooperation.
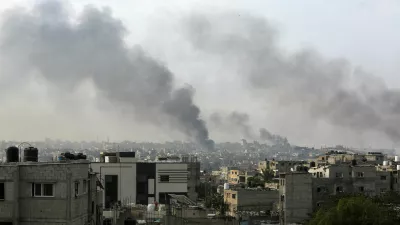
[224,188,278,217]
[0,160,102,225]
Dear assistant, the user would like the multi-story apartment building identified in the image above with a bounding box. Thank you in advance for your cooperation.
[0,155,102,225]
[90,152,195,208]
[279,158,400,225]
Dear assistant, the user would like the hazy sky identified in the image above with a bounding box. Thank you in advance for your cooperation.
[0,0,399,148]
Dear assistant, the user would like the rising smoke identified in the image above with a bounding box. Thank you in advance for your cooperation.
[182,12,400,145]
[209,111,289,145]
[0,1,214,149]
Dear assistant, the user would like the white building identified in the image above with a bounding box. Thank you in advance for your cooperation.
[90,152,191,208]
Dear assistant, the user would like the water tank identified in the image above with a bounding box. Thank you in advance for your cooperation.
[224,183,230,190]
[147,204,155,212]
[64,152,74,160]
[397,165,400,171]
[395,156,400,162]
[383,161,389,166]
[310,161,316,168]
[6,146,19,162]
[124,218,137,225]
[23,147,38,162]
[58,155,66,161]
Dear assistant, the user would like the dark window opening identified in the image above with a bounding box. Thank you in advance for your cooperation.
[359,186,364,192]
[92,201,95,215]
[232,194,236,199]
[160,175,170,182]
[0,183,4,200]
[381,176,387,180]
[280,195,284,201]
[75,182,79,197]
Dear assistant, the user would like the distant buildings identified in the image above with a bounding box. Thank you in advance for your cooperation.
[278,151,400,225]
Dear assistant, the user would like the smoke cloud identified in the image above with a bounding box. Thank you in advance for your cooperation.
[209,111,289,145]
[182,12,400,145]
[0,1,213,149]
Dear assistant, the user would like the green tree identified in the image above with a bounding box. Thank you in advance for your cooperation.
[260,168,275,182]
[308,194,400,225]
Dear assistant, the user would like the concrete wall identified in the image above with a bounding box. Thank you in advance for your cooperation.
[156,163,187,202]
[90,162,137,206]
[224,189,278,216]
[0,165,17,223]
[279,173,313,225]
[0,162,95,225]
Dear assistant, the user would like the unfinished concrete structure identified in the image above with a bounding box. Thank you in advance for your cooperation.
[0,160,102,225]
[224,188,279,217]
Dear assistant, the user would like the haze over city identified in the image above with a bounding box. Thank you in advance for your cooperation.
[1,0,400,149]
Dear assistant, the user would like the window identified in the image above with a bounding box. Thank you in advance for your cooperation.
[335,172,343,178]
[75,181,79,197]
[381,188,387,193]
[357,172,364,178]
[160,175,170,182]
[336,186,343,193]
[359,186,364,192]
[396,178,398,184]
[83,180,87,194]
[0,183,4,200]
[380,176,387,180]
[32,183,54,197]
[232,194,236,199]
[280,195,285,202]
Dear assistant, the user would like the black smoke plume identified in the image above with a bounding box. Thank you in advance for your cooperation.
[0,1,213,149]
[182,12,400,144]
[210,111,288,145]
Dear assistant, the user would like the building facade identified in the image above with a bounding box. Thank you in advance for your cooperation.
[224,188,278,217]
[90,152,192,208]
[0,160,101,225]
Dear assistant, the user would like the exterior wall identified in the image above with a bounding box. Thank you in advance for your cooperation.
[156,163,187,203]
[90,162,137,206]
[224,189,278,216]
[0,161,95,225]
[279,173,313,225]
[228,169,240,184]
[0,166,17,224]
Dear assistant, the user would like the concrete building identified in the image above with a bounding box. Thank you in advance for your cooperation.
[0,160,102,225]
[224,188,279,217]
[279,171,313,225]
[90,152,194,208]
[279,161,400,225]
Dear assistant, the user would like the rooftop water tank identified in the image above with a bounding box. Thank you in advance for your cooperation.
[383,161,389,166]
[397,165,400,171]
[395,156,400,162]
[23,147,38,162]
[224,183,229,190]
[6,146,19,163]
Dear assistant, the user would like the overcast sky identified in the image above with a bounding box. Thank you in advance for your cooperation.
[0,0,399,148]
